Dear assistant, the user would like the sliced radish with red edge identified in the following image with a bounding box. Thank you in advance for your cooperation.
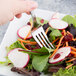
[17,25,32,39]
[8,48,29,68]
[49,19,68,30]
[49,47,71,64]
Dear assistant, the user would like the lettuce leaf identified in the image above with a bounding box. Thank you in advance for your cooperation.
[53,66,76,76]
[32,47,54,54]
[0,56,12,65]
[62,15,76,27]
[6,40,25,53]
[32,55,50,72]
[50,30,62,37]
[30,17,48,26]
[22,47,54,55]
[0,41,25,65]
[49,29,62,41]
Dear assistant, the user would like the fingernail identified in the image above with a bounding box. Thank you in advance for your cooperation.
[31,2,38,9]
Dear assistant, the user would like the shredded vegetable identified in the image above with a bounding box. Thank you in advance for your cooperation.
[70,51,76,55]
[66,42,68,46]
[66,64,73,69]
[52,37,59,44]
[70,46,76,51]
[66,58,76,63]
[18,39,37,45]
[49,36,64,58]
[24,22,33,40]
[20,41,28,50]
[45,27,49,34]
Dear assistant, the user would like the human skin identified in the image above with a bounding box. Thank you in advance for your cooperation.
[0,0,38,25]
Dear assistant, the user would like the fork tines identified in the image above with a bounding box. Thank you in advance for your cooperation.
[32,26,54,49]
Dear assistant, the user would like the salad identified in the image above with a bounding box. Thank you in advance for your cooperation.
[1,13,76,76]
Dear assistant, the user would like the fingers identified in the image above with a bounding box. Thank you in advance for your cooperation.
[13,0,38,15]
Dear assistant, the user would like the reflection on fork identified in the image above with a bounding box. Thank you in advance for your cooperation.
[32,26,54,49]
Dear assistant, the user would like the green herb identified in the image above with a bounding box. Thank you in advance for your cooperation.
[31,45,36,48]
[53,66,76,76]
[33,47,54,54]
[62,15,76,27]
[26,64,33,70]
[36,17,48,25]
[45,48,54,53]
[50,35,56,41]
[50,30,62,37]
[6,41,25,53]
[23,47,54,55]
[49,27,55,31]
[74,15,76,19]
[42,63,50,74]
[0,61,6,64]
[32,55,50,72]
[22,50,43,55]
[49,29,62,41]
[0,56,12,65]
[30,17,48,26]
[29,38,35,42]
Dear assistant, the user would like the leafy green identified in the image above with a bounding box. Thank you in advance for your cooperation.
[49,27,55,31]
[0,56,12,65]
[31,45,36,48]
[53,66,76,76]
[33,47,54,54]
[23,47,54,55]
[36,17,48,25]
[5,56,11,64]
[29,38,35,42]
[62,15,76,27]
[6,41,25,53]
[0,61,6,64]
[22,50,43,55]
[45,48,54,53]
[50,30,62,37]
[51,35,56,41]
[42,63,50,74]
[30,17,48,26]
[49,29,62,41]
[25,64,33,70]
[74,15,76,19]
[32,55,50,72]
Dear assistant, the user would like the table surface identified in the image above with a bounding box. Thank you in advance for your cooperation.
[0,0,76,44]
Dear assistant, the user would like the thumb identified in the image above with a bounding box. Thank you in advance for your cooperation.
[13,0,38,15]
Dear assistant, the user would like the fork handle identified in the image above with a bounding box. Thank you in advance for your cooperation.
[30,11,36,22]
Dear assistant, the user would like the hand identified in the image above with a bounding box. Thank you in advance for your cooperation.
[0,0,38,25]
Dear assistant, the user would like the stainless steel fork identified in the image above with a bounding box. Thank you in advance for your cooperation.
[31,11,54,49]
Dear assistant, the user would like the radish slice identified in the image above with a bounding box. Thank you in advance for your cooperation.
[49,19,68,30]
[51,13,60,19]
[17,25,32,39]
[8,48,29,68]
[49,47,71,64]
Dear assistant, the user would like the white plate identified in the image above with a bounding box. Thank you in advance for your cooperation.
[0,9,65,76]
